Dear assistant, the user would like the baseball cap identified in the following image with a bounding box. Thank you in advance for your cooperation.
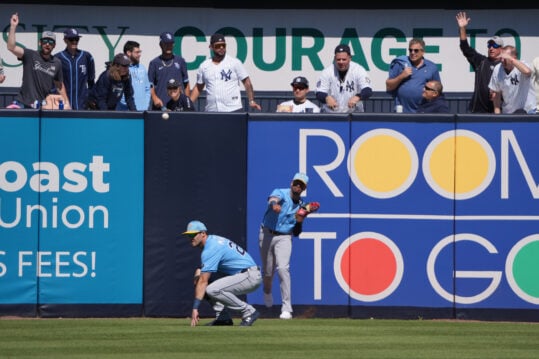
[335,44,351,55]
[290,76,309,88]
[113,53,131,66]
[210,33,226,45]
[64,28,81,39]
[293,172,309,186]
[488,36,504,47]
[183,220,207,235]
[167,78,181,89]
[160,32,174,44]
[41,31,56,42]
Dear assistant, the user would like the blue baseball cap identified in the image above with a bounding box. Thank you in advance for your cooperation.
[183,220,207,235]
[293,172,309,186]
[160,32,174,44]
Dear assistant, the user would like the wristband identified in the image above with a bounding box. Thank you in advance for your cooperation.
[193,298,201,310]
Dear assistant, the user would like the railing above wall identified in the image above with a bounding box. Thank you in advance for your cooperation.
[0,87,471,113]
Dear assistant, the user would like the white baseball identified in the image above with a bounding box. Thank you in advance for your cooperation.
[162,112,169,120]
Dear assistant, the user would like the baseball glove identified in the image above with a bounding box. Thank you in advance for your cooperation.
[296,202,320,218]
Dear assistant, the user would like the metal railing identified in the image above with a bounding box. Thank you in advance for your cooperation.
[0,88,471,113]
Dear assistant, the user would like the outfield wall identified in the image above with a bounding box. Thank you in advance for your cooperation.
[1,111,539,321]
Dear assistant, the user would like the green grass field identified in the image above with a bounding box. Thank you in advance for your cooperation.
[1,317,538,359]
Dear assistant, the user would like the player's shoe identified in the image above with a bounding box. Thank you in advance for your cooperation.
[264,292,273,308]
[279,311,292,320]
[240,310,260,326]
[205,318,233,326]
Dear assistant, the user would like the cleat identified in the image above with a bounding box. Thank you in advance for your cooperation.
[240,310,260,326]
[279,311,292,320]
[205,318,233,326]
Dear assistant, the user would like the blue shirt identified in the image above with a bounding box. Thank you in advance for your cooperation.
[57,49,95,110]
[117,63,151,111]
[388,56,441,113]
[148,54,189,110]
[200,235,257,275]
[261,188,302,234]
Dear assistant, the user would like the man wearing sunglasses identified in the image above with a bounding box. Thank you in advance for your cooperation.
[417,80,450,113]
[259,172,320,320]
[456,11,503,113]
[7,13,70,109]
[56,28,95,110]
[386,38,441,113]
[190,33,261,112]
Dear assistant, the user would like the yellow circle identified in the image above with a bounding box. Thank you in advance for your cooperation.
[429,136,489,194]
[354,135,412,193]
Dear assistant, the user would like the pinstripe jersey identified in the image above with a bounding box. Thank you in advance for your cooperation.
[316,61,371,113]
[196,54,249,112]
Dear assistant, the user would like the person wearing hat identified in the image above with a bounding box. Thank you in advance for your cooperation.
[148,31,190,110]
[315,44,372,113]
[165,78,195,112]
[276,76,320,113]
[183,220,261,327]
[7,13,70,109]
[456,12,503,113]
[259,172,320,320]
[190,33,262,112]
[86,53,136,110]
[55,28,95,110]
[489,45,535,114]
[386,38,441,113]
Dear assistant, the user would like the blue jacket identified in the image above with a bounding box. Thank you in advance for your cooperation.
[87,70,136,110]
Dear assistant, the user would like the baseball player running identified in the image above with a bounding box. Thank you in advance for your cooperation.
[185,220,261,326]
[259,173,319,319]
[316,44,373,113]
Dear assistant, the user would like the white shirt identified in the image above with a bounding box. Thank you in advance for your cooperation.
[531,57,539,113]
[315,61,372,113]
[489,60,535,114]
[196,54,249,112]
[276,99,320,113]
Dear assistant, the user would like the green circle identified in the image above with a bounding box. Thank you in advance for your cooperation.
[513,241,539,297]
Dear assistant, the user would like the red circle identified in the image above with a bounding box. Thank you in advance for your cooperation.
[340,238,397,295]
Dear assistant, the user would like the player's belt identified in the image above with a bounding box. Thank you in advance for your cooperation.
[261,226,288,236]
[241,266,260,273]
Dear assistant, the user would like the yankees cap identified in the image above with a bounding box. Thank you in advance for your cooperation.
[334,44,351,55]
[210,33,226,45]
[167,78,181,89]
[160,32,174,44]
[290,76,309,88]
[488,36,504,47]
[183,220,207,235]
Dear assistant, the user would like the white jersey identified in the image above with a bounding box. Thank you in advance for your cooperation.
[489,60,535,114]
[531,57,539,113]
[196,54,249,112]
[315,61,372,113]
[276,99,321,113]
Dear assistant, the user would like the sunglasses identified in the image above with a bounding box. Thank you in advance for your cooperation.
[41,39,56,45]
[292,180,306,189]
[292,86,307,90]
[409,48,422,53]
[67,38,80,43]
[186,232,200,238]
[488,43,501,49]
[213,44,226,49]
[424,85,437,92]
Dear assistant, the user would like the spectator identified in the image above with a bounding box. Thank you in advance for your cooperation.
[190,33,261,112]
[489,45,535,114]
[530,56,539,114]
[315,44,372,113]
[165,78,195,111]
[276,76,320,113]
[386,38,441,113]
[183,220,261,327]
[86,53,136,111]
[7,13,70,109]
[417,80,450,113]
[56,28,95,110]
[148,32,190,110]
[117,40,151,111]
[456,12,503,113]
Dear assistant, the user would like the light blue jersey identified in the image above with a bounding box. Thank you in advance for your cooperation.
[201,235,257,275]
[261,188,302,234]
